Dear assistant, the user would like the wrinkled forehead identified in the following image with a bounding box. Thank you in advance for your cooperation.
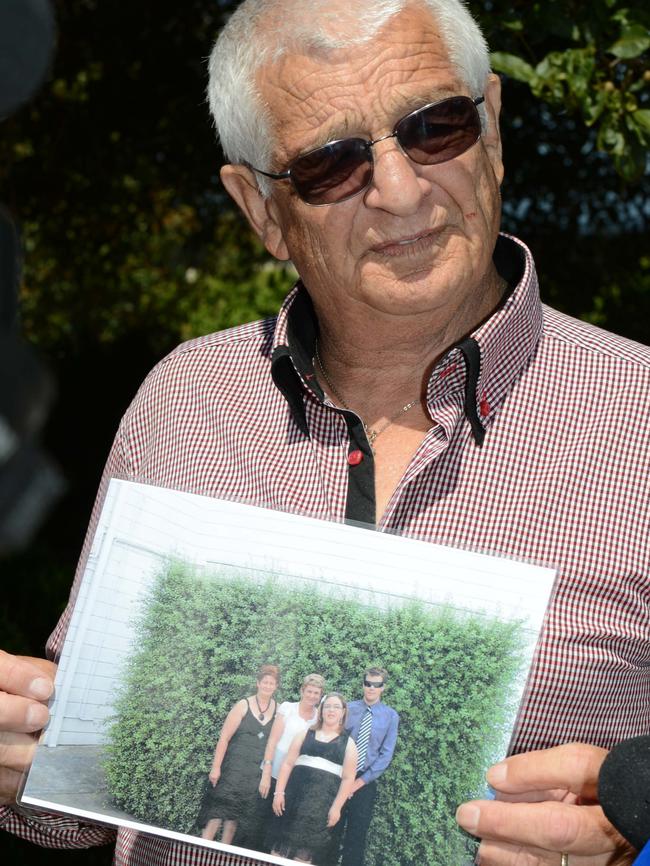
[256,5,461,159]
[256,0,399,51]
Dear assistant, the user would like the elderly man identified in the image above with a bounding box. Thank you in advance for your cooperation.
[1,0,648,864]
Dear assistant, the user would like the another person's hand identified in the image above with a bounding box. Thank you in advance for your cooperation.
[208,767,221,786]
[272,791,285,816]
[259,766,271,798]
[0,652,56,806]
[456,743,635,866]
[327,805,341,828]
[347,777,365,799]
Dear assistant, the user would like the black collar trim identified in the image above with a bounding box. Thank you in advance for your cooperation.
[271,237,526,447]
[457,337,485,446]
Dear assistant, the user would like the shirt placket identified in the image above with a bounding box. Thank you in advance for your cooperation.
[379,353,469,531]
[303,394,352,522]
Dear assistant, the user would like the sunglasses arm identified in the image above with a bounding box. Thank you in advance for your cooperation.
[246,163,290,181]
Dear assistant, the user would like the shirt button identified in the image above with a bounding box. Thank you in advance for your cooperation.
[480,394,490,417]
[439,362,457,379]
[348,449,364,466]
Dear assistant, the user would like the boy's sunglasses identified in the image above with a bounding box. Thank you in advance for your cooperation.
[249,95,484,206]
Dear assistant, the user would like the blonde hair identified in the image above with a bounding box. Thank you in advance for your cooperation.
[301,673,326,693]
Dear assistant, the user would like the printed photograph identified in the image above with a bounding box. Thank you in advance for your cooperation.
[20,480,556,866]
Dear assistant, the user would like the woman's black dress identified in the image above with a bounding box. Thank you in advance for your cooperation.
[198,702,275,845]
[276,728,349,865]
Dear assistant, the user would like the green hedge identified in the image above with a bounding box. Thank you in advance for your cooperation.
[104,560,526,865]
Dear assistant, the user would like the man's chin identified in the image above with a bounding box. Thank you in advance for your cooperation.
[357,270,454,319]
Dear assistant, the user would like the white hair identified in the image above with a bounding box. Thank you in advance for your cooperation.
[207,0,491,196]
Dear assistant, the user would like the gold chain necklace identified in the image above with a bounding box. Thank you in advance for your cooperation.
[314,342,419,450]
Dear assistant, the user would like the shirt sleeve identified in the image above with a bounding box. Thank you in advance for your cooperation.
[278,701,291,717]
[345,702,359,735]
[360,708,399,785]
[1,429,133,849]
[0,805,116,849]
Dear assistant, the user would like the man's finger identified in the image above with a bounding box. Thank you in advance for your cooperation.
[0,731,38,772]
[0,691,50,733]
[478,838,557,866]
[456,799,624,854]
[476,838,619,866]
[487,743,608,799]
[0,766,27,806]
[0,652,55,701]
[495,788,578,805]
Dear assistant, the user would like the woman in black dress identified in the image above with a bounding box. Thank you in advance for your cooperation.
[198,664,279,845]
[272,693,358,864]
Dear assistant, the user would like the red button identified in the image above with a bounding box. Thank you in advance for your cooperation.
[439,363,457,379]
[480,394,490,417]
[348,449,364,466]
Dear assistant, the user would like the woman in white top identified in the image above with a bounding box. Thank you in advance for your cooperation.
[259,673,326,797]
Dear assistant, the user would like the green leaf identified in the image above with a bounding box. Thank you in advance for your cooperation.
[597,122,627,156]
[608,24,650,59]
[490,52,537,85]
[502,19,523,32]
[583,90,608,126]
[630,109,650,135]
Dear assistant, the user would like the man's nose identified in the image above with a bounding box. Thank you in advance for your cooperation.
[364,137,431,215]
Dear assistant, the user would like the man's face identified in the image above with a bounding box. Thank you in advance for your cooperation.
[224,4,503,327]
[363,676,385,705]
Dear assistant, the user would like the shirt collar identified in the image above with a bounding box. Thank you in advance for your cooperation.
[271,233,542,445]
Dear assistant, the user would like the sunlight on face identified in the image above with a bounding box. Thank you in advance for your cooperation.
[258,4,503,329]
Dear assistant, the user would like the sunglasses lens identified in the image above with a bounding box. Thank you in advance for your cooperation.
[398,96,481,165]
[291,139,372,205]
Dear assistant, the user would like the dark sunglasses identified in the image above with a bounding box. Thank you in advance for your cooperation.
[363,680,384,688]
[249,95,484,206]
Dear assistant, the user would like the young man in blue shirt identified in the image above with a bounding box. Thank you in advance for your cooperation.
[343,666,399,866]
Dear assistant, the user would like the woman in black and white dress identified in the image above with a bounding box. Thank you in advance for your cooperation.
[272,693,357,865]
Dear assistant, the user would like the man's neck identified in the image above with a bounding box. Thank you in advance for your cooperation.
[313,266,506,424]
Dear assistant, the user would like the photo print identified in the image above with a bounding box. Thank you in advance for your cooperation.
[20,479,557,866]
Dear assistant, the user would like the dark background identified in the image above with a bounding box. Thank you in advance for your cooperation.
[1,0,648,862]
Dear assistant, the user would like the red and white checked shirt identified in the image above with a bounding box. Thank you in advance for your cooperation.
[3,234,650,864]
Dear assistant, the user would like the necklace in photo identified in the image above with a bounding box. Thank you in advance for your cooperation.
[255,696,271,721]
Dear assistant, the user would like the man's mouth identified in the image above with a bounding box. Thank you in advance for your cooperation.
[369,228,444,257]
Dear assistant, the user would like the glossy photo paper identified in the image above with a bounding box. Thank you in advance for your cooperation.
[20,479,557,866]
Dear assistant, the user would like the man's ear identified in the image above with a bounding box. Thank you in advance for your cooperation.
[482,73,503,186]
[220,164,290,261]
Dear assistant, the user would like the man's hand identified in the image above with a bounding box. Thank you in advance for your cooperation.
[0,651,56,806]
[456,743,635,866]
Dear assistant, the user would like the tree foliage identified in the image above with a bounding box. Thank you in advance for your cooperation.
[486,1,650,181]
[104,561,526,866]
[0,0,647,360]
